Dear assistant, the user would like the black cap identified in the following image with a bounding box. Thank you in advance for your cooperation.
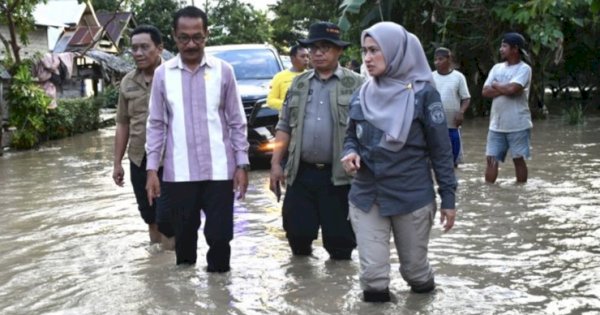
[298,22,350,48]
[434,47,451,58]
[502,32,529,58]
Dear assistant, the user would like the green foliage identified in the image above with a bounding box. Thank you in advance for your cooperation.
[269,0,341,51]
[593,0,600,13]
[44,98,102,140]
[44,103,75,140]
[337,0,599,118]
[10,129,39,149]
[93,85,119,109]
[6,62,101,147]
[7,62,51,149]
[339,0,367,31]
[0,0,47,63]
[206,0,270,46]
[132,0,184,52]
[564,104,585,125]
[88,0,138,12]
[492,0,567,55]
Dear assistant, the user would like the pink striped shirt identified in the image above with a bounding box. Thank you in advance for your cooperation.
[146,55,249,182]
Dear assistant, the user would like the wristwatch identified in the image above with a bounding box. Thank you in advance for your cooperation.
[237,164,251,171]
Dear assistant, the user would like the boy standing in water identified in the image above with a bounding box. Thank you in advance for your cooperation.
[432,47,471,167]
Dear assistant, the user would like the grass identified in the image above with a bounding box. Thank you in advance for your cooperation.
[563,103,585,125]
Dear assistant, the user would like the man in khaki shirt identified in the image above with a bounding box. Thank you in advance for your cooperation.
[112,25,173,248]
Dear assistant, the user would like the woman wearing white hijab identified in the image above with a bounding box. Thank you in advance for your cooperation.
[341,22,457,302]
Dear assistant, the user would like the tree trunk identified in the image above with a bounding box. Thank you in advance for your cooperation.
[5,7,22,64]
[0,32,13,63]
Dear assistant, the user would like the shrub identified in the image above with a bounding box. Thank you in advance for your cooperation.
[7,62,52,149]
[563,103,585,125]
[6,60,103,149]
[44,97,102,140]
[94,84,120,109]
[11,129,40,150]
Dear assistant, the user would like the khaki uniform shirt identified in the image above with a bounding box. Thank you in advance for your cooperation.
[300,73,337,163]
[115,68,153,167]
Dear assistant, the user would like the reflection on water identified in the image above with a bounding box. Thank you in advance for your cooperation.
[0,117,599,314]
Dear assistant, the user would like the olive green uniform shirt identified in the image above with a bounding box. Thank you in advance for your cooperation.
[276,66,364,186]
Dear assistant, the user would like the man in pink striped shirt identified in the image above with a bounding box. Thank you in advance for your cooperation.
[145,6,249,271]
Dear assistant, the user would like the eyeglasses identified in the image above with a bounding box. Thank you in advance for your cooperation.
[176,34,206,45]
[361,47,381,56]
[308,43,334,54]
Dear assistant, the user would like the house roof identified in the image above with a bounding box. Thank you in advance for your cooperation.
[96,12,134,44]
[85,49,135,74]
[68,26,102,47]
[83,49,175,74]
[59,2,103,51]
[32,0,101,52]
[33,0,87,27]
[34,18,68,28]
[53,31,73,53]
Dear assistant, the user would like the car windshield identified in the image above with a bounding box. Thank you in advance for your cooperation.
[209,48,281,80]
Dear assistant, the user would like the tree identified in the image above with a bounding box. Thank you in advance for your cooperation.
[338,0,600,117]
[0,0,46,64]
[89,0,127,12]
[491,0,599,115]
[269,0,341,51]
[132,0,184,52]
[206,0,270,46]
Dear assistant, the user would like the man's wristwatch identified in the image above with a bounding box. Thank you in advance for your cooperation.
[237,164,251,171]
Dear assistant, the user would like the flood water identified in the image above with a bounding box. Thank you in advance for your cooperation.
[0,116,599,315]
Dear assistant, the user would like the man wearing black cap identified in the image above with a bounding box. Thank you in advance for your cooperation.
[482,32,533,183]
[269,21,364,260]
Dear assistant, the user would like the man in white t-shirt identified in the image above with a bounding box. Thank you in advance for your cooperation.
[482,32,533,183]
[432,47,471,167]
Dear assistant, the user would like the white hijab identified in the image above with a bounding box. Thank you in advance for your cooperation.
[359,22,434,151]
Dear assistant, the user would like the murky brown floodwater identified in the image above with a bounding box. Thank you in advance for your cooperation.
[0,116,599,315]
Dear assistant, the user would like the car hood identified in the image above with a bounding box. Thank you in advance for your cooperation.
[237,79,271,100]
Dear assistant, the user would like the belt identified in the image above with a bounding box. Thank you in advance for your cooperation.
[300,161,332,170]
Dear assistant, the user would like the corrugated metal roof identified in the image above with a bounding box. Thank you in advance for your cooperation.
[68,26,102,47]
[96,12,134,44]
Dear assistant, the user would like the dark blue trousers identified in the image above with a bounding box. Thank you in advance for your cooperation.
[162,180,234,270]
[282,162,356,259]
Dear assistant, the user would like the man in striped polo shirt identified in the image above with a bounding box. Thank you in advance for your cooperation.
[145,6,250,271]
